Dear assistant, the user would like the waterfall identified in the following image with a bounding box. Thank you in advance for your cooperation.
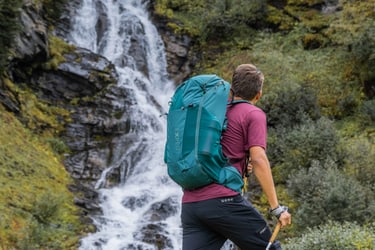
[67,0,182,249]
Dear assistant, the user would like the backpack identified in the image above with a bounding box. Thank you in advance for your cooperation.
[164,74,244,193]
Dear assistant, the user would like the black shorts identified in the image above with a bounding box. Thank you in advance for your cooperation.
[181,195,282,250]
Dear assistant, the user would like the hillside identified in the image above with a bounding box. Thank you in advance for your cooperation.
[0,0,374,249]
[153,0,375,247]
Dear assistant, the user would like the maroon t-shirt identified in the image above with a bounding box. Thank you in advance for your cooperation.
[182,102,267,203]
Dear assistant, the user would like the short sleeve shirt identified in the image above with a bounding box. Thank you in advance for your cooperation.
[182,102,267,203]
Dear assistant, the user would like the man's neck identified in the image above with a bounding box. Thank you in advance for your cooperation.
[233,96,256,105]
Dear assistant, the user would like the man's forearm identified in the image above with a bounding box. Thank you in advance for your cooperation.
[250,147,279,209]
[253,161,279,209]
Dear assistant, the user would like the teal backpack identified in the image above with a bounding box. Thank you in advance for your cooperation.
[164,74,244,193]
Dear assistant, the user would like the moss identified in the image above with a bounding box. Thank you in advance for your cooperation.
[45,35,75,70]
[0,105,84,249]
[2,76,71,136]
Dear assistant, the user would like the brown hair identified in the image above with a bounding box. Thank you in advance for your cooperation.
[231,64,264,100]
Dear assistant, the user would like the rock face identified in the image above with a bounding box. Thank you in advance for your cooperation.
[1,0,48,113]
[9,43,132,214]
[4,1,195,218]
[56,0,194,84]
[13,0,48,64]
[150,12,194,84]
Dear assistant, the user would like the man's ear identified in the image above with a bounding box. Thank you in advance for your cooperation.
[255,91,262,101]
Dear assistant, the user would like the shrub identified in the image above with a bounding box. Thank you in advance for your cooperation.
[250,29,364,119]
[30,193,60,224]
[343,136,375,191]
[284,221,375,250]
[326,0,375,64]
[154,0,267,44]
[360,99,375,123]
[45,137,70,154]
[260,83,321,129]
[268,117,340,180]
[325,0,375,99]
[287,160,374,229]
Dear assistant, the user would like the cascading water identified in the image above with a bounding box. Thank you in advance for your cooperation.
[67,0,182,249]
[66,1,236,249]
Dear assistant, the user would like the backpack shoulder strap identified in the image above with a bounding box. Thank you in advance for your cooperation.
[226,99,252,178]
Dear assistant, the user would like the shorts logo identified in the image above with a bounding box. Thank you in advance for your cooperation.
[220,198,234,203]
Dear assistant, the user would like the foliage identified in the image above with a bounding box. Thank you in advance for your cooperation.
[287,160,375,229]
[326,0,375,62]
[343,135,375,191]
[156,0,375,244]
[0,0,22,71]
[0,105,83,249]
[154,0,267,44]
[287,0,326,6]
[14,193,79,249]
[0,0,373,247]
[284,221,375,250]
[360,99,375,123]
[268,117,341,180]
[45,35,75,70]
[2,77,71,136]
[250,30,363,119]
[266,5,296,31]
[45,137,70,154]
[325,0,375,97]
[42,0,69,25]
[259,83,321,129]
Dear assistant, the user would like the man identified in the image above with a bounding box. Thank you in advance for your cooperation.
[181,64,292,249]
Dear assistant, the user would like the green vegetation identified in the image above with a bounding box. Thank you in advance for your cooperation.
[2,77,71,137]
[42,0,69,25]
[154,0,267,45]
[284,221,375,250]
[45,35,75,70]
[288,161,374,229]
[0,0,23,71]
[154,0,375,247]
[0,105,83,249]
[0,1,81,248]
[0,0,374,248]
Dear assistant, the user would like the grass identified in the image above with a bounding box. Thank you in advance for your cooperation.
[0,105,83,249]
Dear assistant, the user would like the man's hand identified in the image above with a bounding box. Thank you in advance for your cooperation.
[278,210,292,228]
[270,205,292,227]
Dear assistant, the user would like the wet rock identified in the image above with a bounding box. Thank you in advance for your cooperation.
[143,197,179,222]
[135,223,174,250]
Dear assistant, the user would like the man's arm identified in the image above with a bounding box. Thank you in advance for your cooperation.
[250,146,292,227]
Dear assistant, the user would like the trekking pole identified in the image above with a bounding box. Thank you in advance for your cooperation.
[265,221,282,250]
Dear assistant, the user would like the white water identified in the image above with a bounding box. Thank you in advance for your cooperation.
[68,0,182,249]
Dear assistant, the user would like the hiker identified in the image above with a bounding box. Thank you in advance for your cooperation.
[181,64,292,250]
